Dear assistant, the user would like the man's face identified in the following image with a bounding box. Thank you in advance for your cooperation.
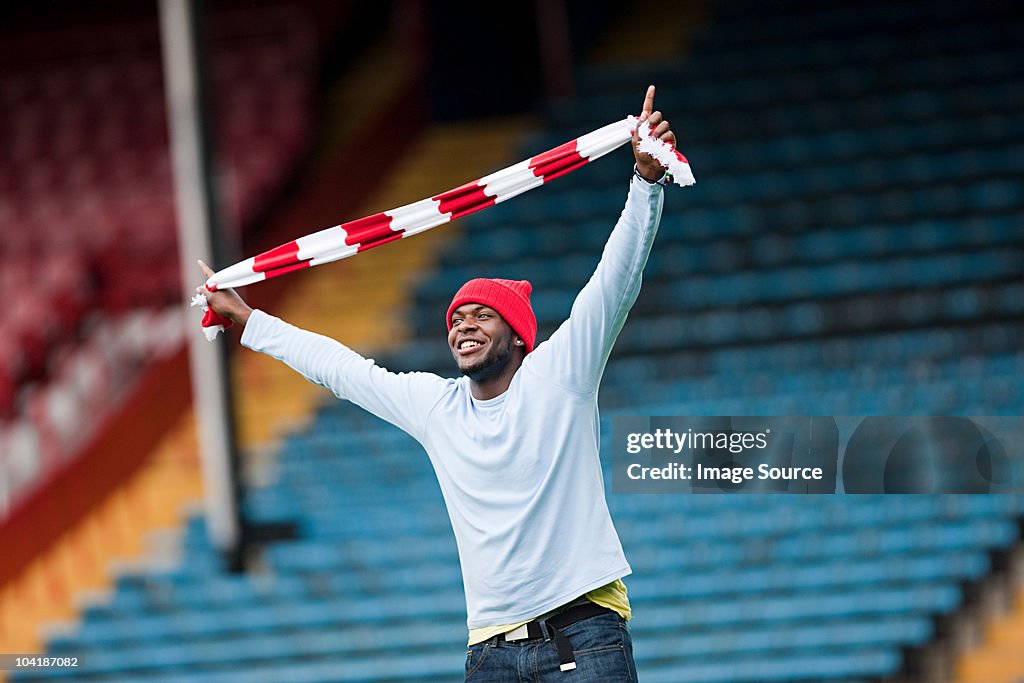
[448,303,518,382]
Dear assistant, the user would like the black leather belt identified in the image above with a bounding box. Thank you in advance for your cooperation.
[495,601,614,672]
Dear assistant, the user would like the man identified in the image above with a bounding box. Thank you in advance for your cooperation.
[198,86,674,681]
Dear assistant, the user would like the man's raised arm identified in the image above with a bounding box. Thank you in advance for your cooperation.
[527,86,675,395]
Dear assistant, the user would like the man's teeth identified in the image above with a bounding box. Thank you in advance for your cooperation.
[460,340,482,349]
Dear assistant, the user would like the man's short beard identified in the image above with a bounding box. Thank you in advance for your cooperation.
[462,338,514,383]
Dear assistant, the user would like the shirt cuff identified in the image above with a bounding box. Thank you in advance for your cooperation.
[240,309,270,349]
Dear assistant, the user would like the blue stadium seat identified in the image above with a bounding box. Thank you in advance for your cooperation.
[19,0,1024,680]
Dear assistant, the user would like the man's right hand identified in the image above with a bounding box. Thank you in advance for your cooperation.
[197,260,253,326]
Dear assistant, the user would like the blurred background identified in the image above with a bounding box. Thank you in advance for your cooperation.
[0,0,1022,681]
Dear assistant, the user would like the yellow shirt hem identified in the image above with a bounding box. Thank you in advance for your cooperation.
[466,579,631,646]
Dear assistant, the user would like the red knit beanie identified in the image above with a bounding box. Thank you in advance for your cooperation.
[446,278,537,353]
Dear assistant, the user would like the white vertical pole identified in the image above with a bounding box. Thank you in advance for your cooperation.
[158,0,241,559]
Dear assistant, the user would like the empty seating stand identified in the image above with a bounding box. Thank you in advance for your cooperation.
[12,0,1024,680]
[0,2,315,353]
[0,4,318,505]
[23,404,1024,682]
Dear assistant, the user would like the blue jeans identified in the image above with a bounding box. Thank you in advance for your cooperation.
[465,612,638,682]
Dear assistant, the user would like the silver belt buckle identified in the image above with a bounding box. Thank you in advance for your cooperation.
[503,624,530,642]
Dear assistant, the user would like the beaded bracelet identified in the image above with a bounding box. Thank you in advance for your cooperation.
[634,165,672,187]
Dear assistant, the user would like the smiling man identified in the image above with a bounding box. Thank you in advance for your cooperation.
[447,283,534,399]
[198,86,674,681]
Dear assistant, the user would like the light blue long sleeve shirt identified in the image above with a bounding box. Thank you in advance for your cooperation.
[241,174,665,628]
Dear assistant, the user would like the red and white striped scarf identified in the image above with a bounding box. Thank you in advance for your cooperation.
[193,115,693,339]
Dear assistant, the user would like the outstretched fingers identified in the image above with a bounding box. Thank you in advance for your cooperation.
[631,91,677,180]
[641,85,655,121]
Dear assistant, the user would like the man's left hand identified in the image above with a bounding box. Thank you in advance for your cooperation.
[632,85,676,182]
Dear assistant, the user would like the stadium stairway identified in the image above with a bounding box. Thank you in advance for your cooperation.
[0,418,203,658]
[953,586,1024,683]
[587,0,706,65]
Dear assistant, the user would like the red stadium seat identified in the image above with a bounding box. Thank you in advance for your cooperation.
[1,2,319,502]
